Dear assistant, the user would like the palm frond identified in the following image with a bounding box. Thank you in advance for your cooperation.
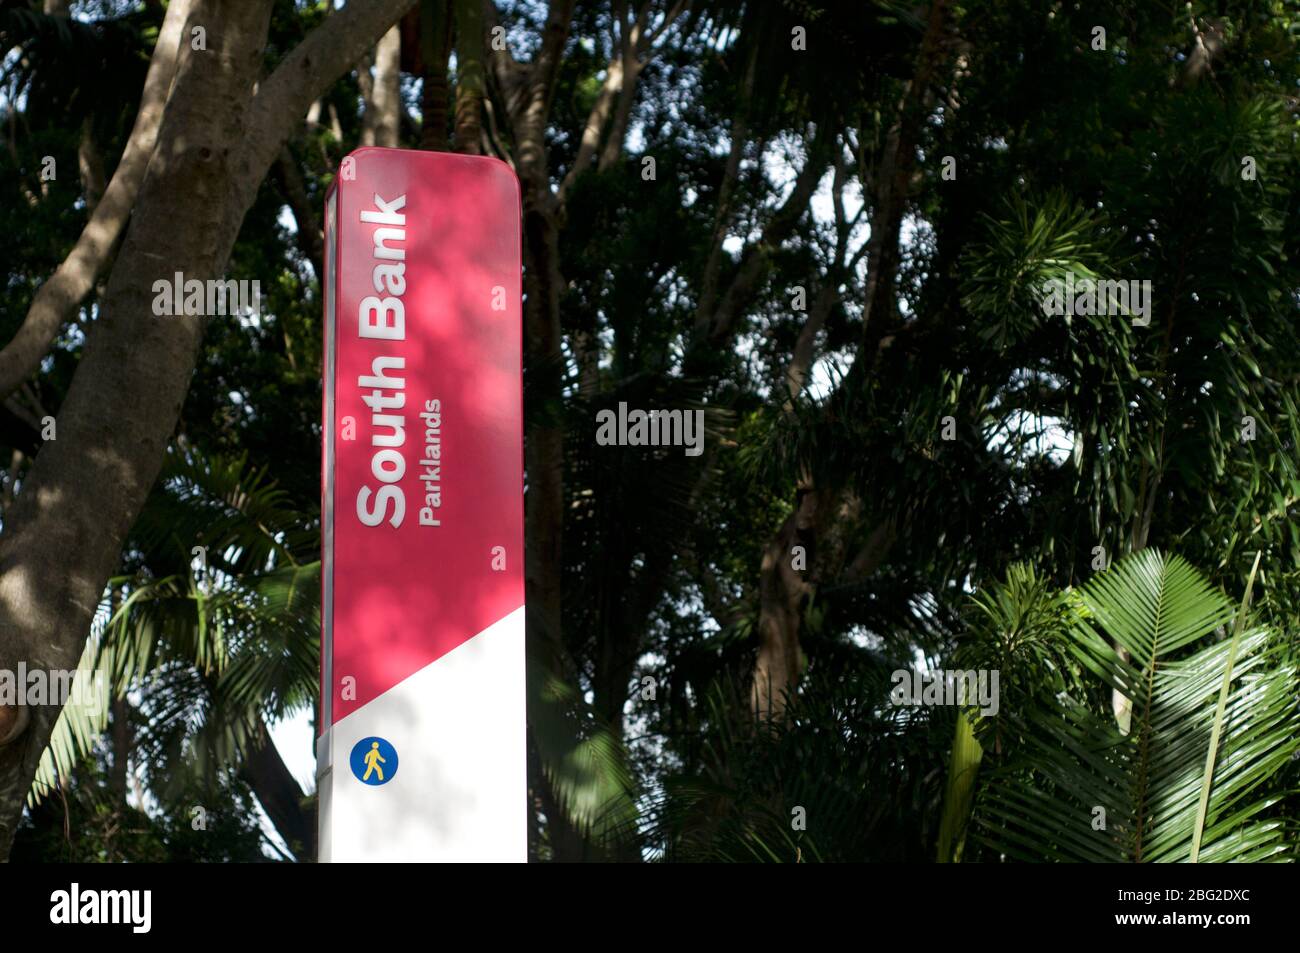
[529,659,639,846]
[28,628,111,805]
[972,550,1300,862]
[29,444,319,805]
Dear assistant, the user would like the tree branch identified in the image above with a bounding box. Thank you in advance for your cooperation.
[248,0,418,175]
[0,0,191,401]
[699,124,833,349]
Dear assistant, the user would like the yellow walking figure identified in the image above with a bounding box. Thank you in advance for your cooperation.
[362,741,386,782]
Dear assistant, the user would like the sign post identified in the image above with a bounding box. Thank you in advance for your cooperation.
[318,148,525,862]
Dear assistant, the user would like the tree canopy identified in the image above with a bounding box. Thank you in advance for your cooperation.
[0,0,1297,863]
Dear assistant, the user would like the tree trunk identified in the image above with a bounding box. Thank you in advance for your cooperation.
[78,117,107,214]
[0,0,275,860]
[751,485,874,719]
[0,0,420,861]
[453,0,485,154]
[486,0,575,701]
[752,494,814,719]
[275,146,324,275]
[748,0,950,724]
[420,0,453,150]
[362,25,403,148]
[239,717,315,860]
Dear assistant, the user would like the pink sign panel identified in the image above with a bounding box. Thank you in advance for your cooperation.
[318,148,525,861]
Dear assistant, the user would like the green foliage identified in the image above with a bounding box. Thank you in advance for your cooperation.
[30,444,318,808]
[971,551,1300,862]
[15,754,270,863]
[5,0,1300,862]
[641,670,947,862]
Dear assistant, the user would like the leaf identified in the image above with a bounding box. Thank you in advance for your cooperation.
[971,551,1300,863]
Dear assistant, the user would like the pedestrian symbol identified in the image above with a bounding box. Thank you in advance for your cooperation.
[350,736,399,786]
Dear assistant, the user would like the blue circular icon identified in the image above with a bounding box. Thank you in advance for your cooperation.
[350,736,399,786]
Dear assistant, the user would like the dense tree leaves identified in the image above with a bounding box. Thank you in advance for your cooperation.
[1,0,1297,861]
